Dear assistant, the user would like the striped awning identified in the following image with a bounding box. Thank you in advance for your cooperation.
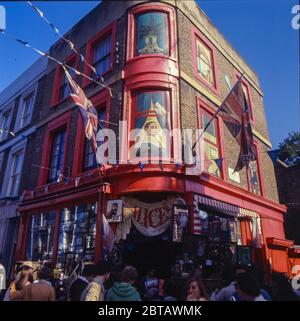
[192,194,258,235]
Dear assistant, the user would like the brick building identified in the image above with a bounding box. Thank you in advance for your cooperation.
[0,57,47,276]
[3,0,297,282]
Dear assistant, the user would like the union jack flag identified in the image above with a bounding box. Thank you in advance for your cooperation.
[62,65,98,152]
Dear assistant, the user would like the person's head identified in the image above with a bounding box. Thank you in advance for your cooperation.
[236,272,260,301]
[144,121,158,136]
[121,266,138,285]
[37,267,52,281]
[234,264,248,279]
[82,264,95,282]
[186,277,208,301]
[112,203,119,214]
[94,260,111,282]
[15,264,34,290]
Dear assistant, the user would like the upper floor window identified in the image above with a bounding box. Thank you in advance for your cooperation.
[48,129,66,183]
[196,38,215,87]
[20,93,34,128]
[93,34,112,77]
[200,108,222,178]
[7,149,24,196]
[131,90,171,160]
[82,107,106,171]
[136,12,169,56]
[248,145,262,195]
[59,64,75,102]
[0,108,12,142]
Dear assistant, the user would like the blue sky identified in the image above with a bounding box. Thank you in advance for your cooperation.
[0,0,299,148]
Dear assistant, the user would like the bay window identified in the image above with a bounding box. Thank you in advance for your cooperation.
[131,90,171,160]
[135,12,169,56]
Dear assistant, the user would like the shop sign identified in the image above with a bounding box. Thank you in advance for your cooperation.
[124,197,175,237]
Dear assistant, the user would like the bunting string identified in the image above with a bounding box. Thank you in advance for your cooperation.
[0,30,113,95]
[26,1,110,92]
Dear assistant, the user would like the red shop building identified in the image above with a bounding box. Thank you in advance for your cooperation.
[13,0,299,280]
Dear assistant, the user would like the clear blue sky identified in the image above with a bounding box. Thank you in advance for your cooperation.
[0,0,299,148]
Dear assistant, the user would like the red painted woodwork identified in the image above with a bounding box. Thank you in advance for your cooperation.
[192,26,220,96]
[197,97,226,180]
[50,54,78,108]
[83,21,116,87]
[126,3,177,62]
[38,110,72,187]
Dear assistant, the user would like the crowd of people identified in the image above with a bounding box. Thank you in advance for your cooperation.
[1,260,300,301]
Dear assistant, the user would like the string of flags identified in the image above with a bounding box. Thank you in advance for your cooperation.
[27,1,110,90]
[0,30,113,96]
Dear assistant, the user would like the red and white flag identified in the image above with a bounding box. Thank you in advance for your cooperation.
[62,65,98,152]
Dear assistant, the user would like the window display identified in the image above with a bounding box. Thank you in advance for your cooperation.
[26,212,56,261]
[136,12,169,56]
[56,203,97,276]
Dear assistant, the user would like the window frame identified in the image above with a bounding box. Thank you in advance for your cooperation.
[0,103,13,142]
[127,3,177,62]
[38,111,71,187]
[197,98,226,179]
[246,140,265,196]
[0,140,26,198]
[83,22,116,87]
[233,71,255,123]
[50,54,78,108]
[7,149,24,196]
[192,28,219,95]
[129,88,173,163]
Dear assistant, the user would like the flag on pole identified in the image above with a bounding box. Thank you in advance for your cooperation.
[62,65,98,152]
[218,76,255,172]
[102,214,116,253]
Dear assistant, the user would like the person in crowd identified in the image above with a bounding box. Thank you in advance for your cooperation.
[141,269,160,301]
[211,264,247,301]
[106,265,141,301]
[81,260,110,301]
[163,278,178,301]
[233,272,267,301]
[3,261,34,301]
[69,264,95,301]
[186,277,208,301]
[10,267,55,301]
[270,272,299,301]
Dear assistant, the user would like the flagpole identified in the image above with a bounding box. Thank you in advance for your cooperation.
[191,73,244,152]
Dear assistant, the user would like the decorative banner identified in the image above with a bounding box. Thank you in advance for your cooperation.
[172,206,189,242]
[123,197,177,237]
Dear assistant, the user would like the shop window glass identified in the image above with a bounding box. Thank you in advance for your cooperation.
[25,212,56,262]
[56,203,97,276]
[132,90,171,160]
[136,12,169,56]
[48,129,66,183]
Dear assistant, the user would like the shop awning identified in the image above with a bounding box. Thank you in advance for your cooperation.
[194,194,258,218]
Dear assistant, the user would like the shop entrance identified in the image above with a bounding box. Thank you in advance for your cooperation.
[122,228,181,278]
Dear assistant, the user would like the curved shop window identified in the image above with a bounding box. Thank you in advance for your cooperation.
[131,90,172,161]
[135,12,169,56]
